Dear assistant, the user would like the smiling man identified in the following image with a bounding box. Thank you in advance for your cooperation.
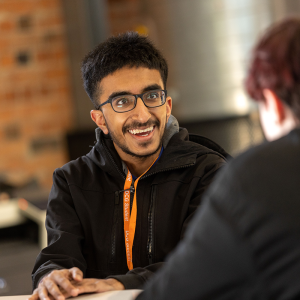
[30,32,228,300]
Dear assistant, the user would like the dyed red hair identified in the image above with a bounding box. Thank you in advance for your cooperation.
[245,18,300,120]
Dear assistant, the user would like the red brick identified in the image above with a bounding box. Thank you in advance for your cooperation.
[0,54,14,67]
[38,0,61,9]
[36,48,67,63]
[0,1,36,14]
[0,20,14,31]
[43,67,69,79]
[37,14,64,28]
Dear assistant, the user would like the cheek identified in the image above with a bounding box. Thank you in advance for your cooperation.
[116,117,131,136]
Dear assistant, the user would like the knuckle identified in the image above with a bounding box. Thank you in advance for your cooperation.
[47,280,54,289]
[60,277,68,283]
[44,279,55,291]
[59,277,69,287]
[70,267,80,274]
[42,277,50,285]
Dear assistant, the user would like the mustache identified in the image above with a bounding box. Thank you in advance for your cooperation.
[122,119,160,134]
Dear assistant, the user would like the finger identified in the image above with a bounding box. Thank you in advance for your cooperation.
[27,289,39,300]
[69,267,83,282]
[56,287,72,300]
[48,270,69,280]
[43,278,65,300]
[48,270,79,298]
[47,288,70,300]
[38,285,51,300]
[54,275,79,297]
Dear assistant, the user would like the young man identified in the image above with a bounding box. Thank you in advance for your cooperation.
[136,18,300,300]
[30,32,228,300]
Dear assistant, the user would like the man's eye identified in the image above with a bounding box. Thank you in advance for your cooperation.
[146,92,159,99]
[116,98,129,106]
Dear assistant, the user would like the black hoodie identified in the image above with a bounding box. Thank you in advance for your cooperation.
[32,117,229,289]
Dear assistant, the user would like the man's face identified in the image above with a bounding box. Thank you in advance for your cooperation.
[91,67,172,159]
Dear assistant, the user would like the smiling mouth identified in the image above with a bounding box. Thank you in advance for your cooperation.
[128,126,154,137]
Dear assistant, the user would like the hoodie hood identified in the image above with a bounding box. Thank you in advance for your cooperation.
[89,115,180,179]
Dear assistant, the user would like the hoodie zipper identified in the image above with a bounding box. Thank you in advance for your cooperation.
[110,164,194,264]
[147,185,157,265]
[144,164,194,265]
[110,187,135,263]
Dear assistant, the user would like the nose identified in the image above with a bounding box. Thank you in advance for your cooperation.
[132,97,151,123]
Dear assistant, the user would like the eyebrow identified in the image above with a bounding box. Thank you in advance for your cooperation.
[107,84,163,100]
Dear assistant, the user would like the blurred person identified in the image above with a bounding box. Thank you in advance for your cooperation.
[134,17,300,300]
[29,32,228,300]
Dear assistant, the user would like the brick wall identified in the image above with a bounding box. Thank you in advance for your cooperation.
[0,0,74,189]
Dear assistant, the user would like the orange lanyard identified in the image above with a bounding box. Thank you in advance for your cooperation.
[123,157,159,270]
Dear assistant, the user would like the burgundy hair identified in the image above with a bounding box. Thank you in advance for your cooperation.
[245,18,300,120]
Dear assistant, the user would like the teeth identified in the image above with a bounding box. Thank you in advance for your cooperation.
[129,126,154,135]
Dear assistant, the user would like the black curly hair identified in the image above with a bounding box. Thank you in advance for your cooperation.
[81,31,168,107]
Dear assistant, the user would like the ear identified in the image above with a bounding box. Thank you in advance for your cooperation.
[165,96,172,122]
[262,89,285,124]
[90,110,109,134]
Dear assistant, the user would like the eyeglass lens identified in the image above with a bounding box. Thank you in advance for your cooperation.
[112,90,165,112]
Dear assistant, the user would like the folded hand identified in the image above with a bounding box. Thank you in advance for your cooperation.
[28,267,124,300]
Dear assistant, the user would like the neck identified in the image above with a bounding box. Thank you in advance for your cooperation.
[114,146,161,178]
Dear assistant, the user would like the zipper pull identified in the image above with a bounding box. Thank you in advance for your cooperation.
[118,186,134,194]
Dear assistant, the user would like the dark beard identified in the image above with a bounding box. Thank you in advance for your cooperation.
[105,116,164,160]
[114,138,163,160]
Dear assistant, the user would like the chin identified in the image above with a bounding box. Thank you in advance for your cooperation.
[131,149,159,158]
[127,143,162,159]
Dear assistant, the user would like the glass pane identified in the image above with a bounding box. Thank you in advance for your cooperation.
[112,96,135,111]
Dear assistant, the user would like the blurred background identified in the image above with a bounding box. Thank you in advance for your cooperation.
[0,0,299,296]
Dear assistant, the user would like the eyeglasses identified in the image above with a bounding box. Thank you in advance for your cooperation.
[96,89,167,113]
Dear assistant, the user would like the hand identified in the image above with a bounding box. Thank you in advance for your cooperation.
[28,267,83,300]
[72,278,125,294]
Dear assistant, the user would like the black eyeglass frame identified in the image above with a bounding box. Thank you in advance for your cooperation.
[96,89,168,113]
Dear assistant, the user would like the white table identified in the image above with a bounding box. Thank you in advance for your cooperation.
[0,290,142,300]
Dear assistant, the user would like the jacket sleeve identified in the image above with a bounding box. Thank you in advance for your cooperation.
[31,169,87,290]
[136,189,255,300]
[108,263,164,289]
[109,154,226,289]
